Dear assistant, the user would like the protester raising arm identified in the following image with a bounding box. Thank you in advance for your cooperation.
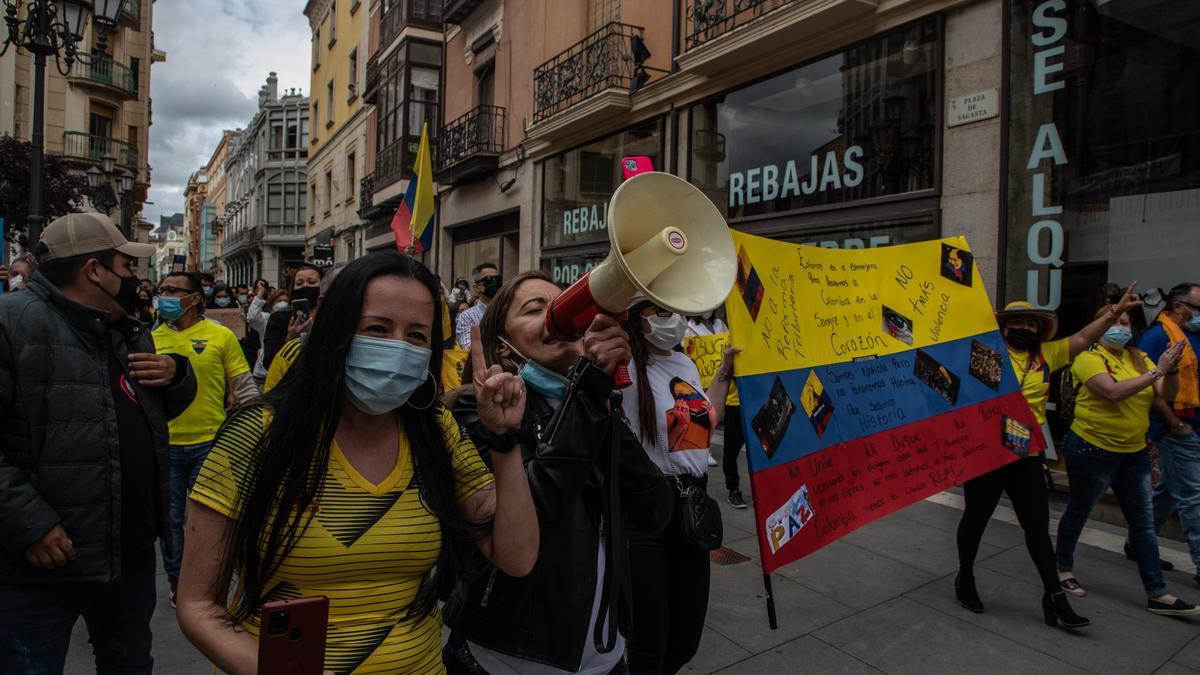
[1066,282,1142,359]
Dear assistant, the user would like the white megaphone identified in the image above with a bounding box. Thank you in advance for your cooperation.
[545,169,737,388]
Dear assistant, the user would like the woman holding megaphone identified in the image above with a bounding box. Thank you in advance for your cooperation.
[442,270,673,675]
[620,299,738,675]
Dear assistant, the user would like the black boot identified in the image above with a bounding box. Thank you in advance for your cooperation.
[1042,591,1090,628]
[955,573,984,613]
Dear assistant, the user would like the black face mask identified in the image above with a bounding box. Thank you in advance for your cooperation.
[479,275,502,298]
[1005,328,1039,351]
[292,285,320,306]
[98,262,141,316]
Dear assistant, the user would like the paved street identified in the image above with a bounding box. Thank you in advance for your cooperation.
[67,437,1200,674]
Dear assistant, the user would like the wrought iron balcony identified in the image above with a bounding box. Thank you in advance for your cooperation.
[363,53,380,104]
[685,0,798,50]
[360,174,376,213]
[692,129,727,160]
[61,132,139,168]
[380,0,442,49]
[435,105,505,185]
[68,55,137,98]
[533,22,644,124]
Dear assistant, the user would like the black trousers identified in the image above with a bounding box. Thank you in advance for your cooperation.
[721,405,744,492]
[956,455,1060,594]
[626,507,711,675]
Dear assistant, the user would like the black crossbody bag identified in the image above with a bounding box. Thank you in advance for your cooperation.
[672,474,723,551]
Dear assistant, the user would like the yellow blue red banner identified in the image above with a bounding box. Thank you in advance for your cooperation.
[727,232,1042,572]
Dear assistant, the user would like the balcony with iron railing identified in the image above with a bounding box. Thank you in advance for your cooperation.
[380,0,442,50]
[532,22,645,125]
[434,104,505,185]
[678,0,878,73]
[68,55,137,99]
[360,174,376,214]
[61,132,139,168]
[363,53,380,105]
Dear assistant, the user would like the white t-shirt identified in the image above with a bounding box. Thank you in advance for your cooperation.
[621,350,714,478]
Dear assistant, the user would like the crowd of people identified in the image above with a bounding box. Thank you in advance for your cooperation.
[0,211,1198,674]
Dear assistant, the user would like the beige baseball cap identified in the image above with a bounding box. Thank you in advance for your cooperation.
[39,212,155,262]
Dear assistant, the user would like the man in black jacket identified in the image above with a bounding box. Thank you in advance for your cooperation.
[0,213,197,674]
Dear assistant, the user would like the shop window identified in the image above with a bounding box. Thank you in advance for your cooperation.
[541,117,663,250]
[688,17,940,220]
[1004,0,1200,335]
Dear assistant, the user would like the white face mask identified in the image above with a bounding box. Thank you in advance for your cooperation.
[8,274,23,288]
[644,312,688,351]
[273,302,289,312]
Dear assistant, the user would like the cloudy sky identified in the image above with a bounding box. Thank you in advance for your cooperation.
[145,1,311,227]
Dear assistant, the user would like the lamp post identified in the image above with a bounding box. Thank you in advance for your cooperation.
[1,0,127,248]
[85,152,135,235]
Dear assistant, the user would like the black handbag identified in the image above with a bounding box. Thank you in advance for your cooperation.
[673,475,723,551]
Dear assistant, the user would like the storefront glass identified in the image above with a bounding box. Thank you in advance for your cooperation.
[543,250,608,286]
[541,118,663,250]
[689,17,940,220]
[1005,0,1200,333]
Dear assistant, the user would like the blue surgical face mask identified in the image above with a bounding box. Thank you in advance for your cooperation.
[1101,325,1132,349]
[501,336,568,399]
[157,296,186,321]
[202,286,214,297]
[344,335,431,415]
[214,297,231,308]
[1187,311,1200,333]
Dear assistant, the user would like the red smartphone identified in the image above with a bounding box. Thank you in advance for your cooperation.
[258,596,329,675]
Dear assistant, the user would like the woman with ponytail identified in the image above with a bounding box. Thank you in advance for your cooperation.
[174,251,539,674]
[619,300,736,675]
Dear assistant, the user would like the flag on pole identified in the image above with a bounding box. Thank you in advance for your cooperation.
[390,122,436,254]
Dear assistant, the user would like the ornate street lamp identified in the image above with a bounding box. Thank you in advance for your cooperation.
[86,151,135,234]
[1,0,128,247]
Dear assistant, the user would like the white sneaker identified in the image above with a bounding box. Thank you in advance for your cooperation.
[707,454,718,467]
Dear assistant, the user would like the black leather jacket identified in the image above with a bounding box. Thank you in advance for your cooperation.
[446,357,673,671]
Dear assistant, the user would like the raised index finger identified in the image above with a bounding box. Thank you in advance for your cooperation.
[1123,281,1138,298]
[470,324,488,384]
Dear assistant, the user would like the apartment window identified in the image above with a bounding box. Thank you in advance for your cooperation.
[476,61,495,106]
[348,48,359,101]
[376,51,407,152]
[311,102,319,142]
[309,183,317,221]
[346,151,356,203]
[326,80,334,128]
[408,67,438,138]
[327,2,337,46]
[313,25,321,70]
[298,181,308,222]
[325,170,334,215]
[129,57,140,96]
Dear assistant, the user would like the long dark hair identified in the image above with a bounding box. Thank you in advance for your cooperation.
[623,299,660,445]
[218,251,485,624]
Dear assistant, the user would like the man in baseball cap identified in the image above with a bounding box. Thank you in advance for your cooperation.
[0,212,196,671]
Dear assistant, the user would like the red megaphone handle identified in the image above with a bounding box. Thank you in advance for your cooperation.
[612,363,632,389]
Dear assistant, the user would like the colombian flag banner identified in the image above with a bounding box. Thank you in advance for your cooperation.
[727,232,1043,574]
[391,122,436,253]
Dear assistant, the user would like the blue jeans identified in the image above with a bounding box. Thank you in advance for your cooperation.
[159,441,212,584]
[1154,430,1200,569]
[0,544,157,674]
[1056,431,1165,599]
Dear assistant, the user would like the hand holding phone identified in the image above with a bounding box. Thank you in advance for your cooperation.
[258,596,328,675]
[291,298,311,323]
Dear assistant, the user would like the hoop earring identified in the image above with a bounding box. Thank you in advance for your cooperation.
[406,370,439,410]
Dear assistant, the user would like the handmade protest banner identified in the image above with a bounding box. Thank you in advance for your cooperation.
[683,333,739,406]
[727,232,1042,573]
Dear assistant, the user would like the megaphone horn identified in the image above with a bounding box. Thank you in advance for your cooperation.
[545,171,737,388]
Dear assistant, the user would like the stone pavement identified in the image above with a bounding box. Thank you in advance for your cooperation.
[66,441,1200,674]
